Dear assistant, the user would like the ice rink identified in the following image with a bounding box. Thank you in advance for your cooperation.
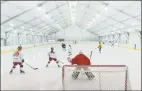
[1,1,141,90]
[1,43,141,90]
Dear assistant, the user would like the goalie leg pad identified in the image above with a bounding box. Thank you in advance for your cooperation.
[72,71,80,79]
[85,72,95,80]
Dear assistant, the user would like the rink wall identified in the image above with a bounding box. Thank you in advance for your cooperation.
[1,42,49,54]
[1,41,141,54]
[111,43,141,51]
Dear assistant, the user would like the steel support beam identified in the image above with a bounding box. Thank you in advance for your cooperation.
[78,1,91,27]
[1,1,49,25]
[125,32,129,44]
[107,35,109,43]
[17,33,20,45]
[99,36,101,42]
[114,8,140,21]
[1,8,33,25]
[136,30,141,39]
[54,2,68,26]
[32,35,36,47]
[118,34,121,45]
[4,32,8,46]
[113,35,115,43]
[26,34,28,44]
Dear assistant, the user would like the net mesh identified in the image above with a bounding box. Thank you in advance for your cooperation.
[62,65,131,90]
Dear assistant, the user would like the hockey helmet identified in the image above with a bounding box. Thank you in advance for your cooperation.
[18,46,22,50]
[79,50,83,54]
[51,47,54,50]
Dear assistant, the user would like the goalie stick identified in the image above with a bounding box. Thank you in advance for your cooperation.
[25,62,38,70]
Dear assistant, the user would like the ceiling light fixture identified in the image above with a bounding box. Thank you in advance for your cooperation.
[29,29,32,31]
[121,25,124,28]
[96,14,100,18]
[129,29,131,31]
[113,28,115,30]
[37,7,45,14]
[104,6,108,11]
[24,32,27,34]
[85,2,109,32]
[21,26,24,30]
[32,32,34,35]
[13,30,17,33]
[37,6,62,31]
[132,23,135,26]
[10,23,14,27]
[45,14,52,20]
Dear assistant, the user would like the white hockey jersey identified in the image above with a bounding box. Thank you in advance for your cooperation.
[13,51,24,62]
[48,51,56,58]
[68,47,72,53]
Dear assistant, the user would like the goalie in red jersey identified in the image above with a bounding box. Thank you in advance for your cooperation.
[68,51,95,80]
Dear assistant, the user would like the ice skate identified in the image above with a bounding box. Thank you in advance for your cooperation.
[46,65,48,67]
[72,72,80,80]
[88,75,95,80]
[20,70,25,73]
[85,72,95,80]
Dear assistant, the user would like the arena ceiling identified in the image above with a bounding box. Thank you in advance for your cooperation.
[1,1,141,36]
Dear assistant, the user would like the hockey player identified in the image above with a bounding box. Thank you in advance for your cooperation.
[74,40,76,44]
[68,51,95,80]
[46,47,60,67]
[98,42,102,53]
[10,46,25,74]
[61,43,66,51]
[68,45,72,56]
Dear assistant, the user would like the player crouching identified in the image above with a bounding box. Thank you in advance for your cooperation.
[9,46,25,74]
[46,47,60,67]
[68,51,95,80]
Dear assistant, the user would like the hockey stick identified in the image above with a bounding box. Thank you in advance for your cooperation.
[25,62,38,70]
[58,60,64,64]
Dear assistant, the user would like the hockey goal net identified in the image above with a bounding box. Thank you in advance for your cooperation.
[62,65,131,90]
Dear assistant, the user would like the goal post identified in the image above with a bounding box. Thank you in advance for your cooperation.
[62,65,131,90]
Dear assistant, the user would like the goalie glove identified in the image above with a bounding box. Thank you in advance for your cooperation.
[67,57,72,63]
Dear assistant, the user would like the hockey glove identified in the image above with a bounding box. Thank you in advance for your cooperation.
[22,59,24,63]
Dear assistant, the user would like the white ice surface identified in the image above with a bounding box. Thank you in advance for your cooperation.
[1,43,141,90]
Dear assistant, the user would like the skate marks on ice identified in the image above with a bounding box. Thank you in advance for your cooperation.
[1,67,62,90]
[37,68,62,90]
[1,43,140,90]
[1,72,40,90]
